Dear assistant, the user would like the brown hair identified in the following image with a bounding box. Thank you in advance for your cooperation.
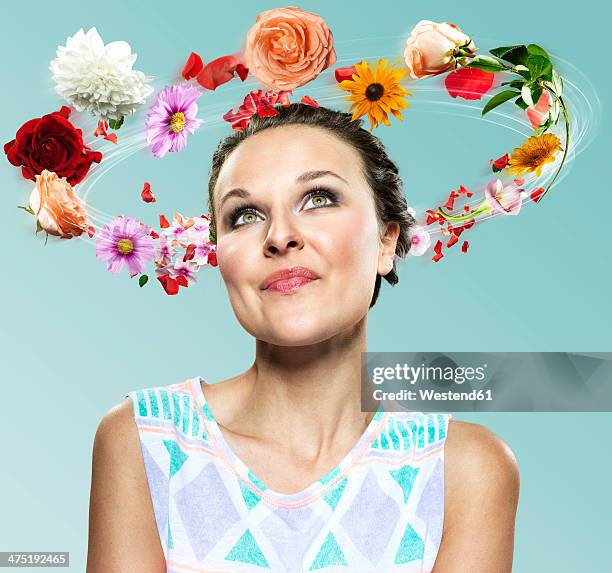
[207,103,416,308]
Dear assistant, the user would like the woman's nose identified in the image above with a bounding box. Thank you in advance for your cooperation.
[262,215,304,255]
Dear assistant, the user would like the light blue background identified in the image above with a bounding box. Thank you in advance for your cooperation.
[1,0,610,571]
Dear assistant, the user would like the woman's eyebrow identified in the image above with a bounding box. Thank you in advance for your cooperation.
[219,170,349,211]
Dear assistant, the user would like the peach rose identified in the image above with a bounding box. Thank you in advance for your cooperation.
[28,169,88,238]
[243,6,337,90]
[404,20,476,80]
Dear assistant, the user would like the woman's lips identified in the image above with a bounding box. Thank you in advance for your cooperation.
[265,276,318,294]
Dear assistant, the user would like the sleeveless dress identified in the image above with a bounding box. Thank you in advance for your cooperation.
[125,376,452,573]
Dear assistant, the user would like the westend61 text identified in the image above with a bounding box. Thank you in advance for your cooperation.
[373,388,493,401]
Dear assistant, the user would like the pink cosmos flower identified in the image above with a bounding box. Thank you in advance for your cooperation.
[95,215,155,276]
[146,84,203,158]
[484,179,523,216]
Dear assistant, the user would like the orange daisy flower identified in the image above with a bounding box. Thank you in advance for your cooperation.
[338,59,411,130]
[507,133,564,178]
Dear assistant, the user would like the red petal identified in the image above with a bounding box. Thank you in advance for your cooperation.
[445,67,495,101]
[301,95,319,108]
[197,55,241,90]
[182,51,204,81]
[176,275,189,287]
[103,133,118,144]
[335,66,357,83]
[461,241,470,253]
[426,210,441,225]
[444,193,456,211]
[56,105,72,119]
[157,275,180,295]
[150,230,159,239]
[87,225,96,238]
[207,251,218,267]
[530,187,545,203]
[235,63,249,82]
[141,182,156,203]
[183,243,197,262]
[94,120,107,138]
[432,252,444,262]
[447,234,458,248]
[493,153,511,170]
[433,240,443,254]
[159,214,170,228]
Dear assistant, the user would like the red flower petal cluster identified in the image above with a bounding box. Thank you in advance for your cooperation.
[4,106,102,186]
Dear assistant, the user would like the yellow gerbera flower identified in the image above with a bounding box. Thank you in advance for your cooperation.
[338,59,411,131]
[507,133,564,178]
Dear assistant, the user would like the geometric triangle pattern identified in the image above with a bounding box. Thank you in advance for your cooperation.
[125,377,453,572]
[308,532,347,570]
[225,529,270,568]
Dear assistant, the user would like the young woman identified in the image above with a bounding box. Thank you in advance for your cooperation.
[87,103,519,573]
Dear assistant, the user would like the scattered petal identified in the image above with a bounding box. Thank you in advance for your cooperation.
[141,182,156,203]
[530,187,545,203]
[445,67,495,100]
[491,153,511,172]
[196,54,245,90]
[335,66,357,83]
[157,274,180,295]
[182,51,204,80]
[301,95,319,108]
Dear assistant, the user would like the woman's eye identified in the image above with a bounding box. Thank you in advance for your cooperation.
[304,192,332,209]
[229,189,338,229]
[232,209,260,228]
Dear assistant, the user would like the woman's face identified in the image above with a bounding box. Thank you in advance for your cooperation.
[213,124,399,346]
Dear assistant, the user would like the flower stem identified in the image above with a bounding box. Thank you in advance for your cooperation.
[438,201,491,222]
[535,93,570,203]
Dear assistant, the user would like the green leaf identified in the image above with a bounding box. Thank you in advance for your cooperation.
[17,204,35,215]
[530,86,543,105]
[490,45,529,66]
[527,44,551,60]
[513,65,532,80]
[500,79,525,90]
[482,90,520,116]
[526,55,552,80]
[108,116,124,130]
[465,55,508,72]
[139,274,148,287]
[533,115,553,136]
[514,96,529,110]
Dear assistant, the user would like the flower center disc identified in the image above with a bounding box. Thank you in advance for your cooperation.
[365,83,385,101]
[169,112,186,133]
[117,238,134,255]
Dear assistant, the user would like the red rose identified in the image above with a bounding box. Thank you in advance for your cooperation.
[4,105,102,186]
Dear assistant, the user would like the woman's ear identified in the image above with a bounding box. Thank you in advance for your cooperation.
[377,221,400,276]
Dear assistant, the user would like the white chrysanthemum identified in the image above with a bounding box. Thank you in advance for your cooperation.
[49,27,154,122]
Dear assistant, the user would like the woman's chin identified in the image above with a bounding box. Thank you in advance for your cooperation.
[253,315,337,347]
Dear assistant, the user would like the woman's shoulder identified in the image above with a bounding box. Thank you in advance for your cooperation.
[444,418,520,512]
[445,419,519,479]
